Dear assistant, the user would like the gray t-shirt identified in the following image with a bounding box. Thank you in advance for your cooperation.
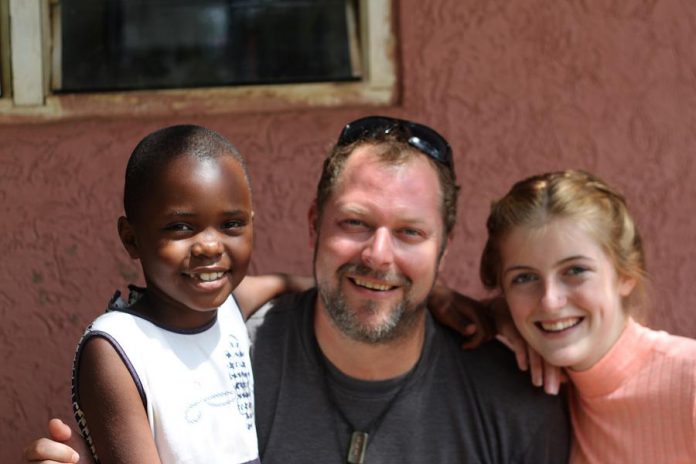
[248,289,570,463]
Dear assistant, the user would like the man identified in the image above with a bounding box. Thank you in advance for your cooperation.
[249,116,569,462]
[25,116,569,463]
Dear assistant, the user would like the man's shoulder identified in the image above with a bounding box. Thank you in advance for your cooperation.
[433,324,558,404]
[246,288,316,343]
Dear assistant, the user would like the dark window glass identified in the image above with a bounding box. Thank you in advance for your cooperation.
[59,0,359,92]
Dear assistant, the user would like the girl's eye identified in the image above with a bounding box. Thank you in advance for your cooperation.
[510,273,537,285]
[566,266,589,277]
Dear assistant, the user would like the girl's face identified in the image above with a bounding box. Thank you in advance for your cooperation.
[499,217,636,371]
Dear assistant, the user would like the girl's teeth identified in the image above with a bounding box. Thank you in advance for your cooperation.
[539,318,581,332]
[353,278,391,291]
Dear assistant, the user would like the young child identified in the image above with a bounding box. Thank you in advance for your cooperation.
[70,125,306,464]
[479,169,696,463]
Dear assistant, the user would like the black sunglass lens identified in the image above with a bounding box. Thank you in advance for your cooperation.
[339,117,452,169]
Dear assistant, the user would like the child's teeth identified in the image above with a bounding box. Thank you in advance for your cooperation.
[198,272,224,282]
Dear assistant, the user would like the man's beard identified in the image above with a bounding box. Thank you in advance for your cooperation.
[317,263,427,344]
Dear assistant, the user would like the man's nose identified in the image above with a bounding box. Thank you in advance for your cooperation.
[361,227,394,269]
[540,280,567,311]
[191,231,224,257]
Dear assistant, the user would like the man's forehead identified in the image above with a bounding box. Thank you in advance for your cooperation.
[337,146,438,184]
[329,150,443,220]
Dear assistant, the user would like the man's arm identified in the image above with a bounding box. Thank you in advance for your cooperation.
[234,274,314,319]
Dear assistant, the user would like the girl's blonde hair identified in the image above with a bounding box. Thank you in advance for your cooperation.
[480,170,648,318]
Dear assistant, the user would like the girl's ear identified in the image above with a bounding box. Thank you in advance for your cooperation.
[618,274,637,298]
[118,216,140,259]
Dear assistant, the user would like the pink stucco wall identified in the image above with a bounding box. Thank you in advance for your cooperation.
[3,1,696,460]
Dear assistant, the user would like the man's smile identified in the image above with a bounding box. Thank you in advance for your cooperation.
[349,277,397,292]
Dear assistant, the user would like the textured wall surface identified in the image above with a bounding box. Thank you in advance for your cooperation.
[3,0,696,460]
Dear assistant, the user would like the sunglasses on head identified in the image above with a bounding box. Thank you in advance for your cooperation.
[337,115,454,170]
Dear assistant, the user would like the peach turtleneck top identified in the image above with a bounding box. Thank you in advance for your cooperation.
[567,318,696,464]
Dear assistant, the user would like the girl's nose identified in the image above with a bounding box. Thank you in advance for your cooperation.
[540,280,567,311]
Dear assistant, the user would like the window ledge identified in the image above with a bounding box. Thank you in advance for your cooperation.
[0,77,397,124]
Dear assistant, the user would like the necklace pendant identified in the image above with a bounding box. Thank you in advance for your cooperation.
[346,431,369,464]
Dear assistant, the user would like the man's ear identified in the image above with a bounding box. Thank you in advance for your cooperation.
[308,201,319,249]
[437,231,454,272]
[118,216,140,259]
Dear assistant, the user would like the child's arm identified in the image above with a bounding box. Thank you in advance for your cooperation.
[76,337,162,464]
[233,273,314,319]
[428,284,564,395]
[427,281,496,347]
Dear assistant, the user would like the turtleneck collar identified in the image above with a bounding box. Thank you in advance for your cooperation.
[566,318,650,398]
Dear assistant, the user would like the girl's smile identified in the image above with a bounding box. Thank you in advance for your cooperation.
[500,217,636,371]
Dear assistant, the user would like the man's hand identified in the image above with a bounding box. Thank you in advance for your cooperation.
[427,282,496,349]
[23,418,88,464]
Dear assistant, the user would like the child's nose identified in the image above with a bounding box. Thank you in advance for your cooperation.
[191,234,224,257]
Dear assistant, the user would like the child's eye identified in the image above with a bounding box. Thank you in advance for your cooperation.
[164,223,193,232]
[223,219,246,230]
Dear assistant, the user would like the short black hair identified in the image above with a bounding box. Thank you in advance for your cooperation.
[123,125,249,220]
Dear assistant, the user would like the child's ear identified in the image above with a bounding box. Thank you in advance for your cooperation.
[117,216,140,259]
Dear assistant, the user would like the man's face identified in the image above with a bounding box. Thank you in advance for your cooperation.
[310,145,448,343]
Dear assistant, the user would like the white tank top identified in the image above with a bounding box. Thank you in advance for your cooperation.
[72,292,260,464]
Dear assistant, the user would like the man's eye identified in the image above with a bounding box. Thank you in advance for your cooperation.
[341,219,367,229]
[398,228,423,239]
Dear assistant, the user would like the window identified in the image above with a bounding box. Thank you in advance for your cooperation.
[0,0,395,119]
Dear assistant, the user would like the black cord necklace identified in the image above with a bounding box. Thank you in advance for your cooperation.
[314,337,417,464]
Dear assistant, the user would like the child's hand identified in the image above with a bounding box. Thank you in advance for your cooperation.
[427,282,496,348]
[23,418,88,463]
[490,299,566,395]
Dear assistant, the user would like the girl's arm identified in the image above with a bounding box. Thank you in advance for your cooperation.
[234,274,314,319]
[76,337,161,464]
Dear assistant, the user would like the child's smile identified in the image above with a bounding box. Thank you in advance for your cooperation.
[120,154,253,329]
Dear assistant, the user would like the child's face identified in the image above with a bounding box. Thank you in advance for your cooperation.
[121,154,253,326]
[499,217,635,371]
